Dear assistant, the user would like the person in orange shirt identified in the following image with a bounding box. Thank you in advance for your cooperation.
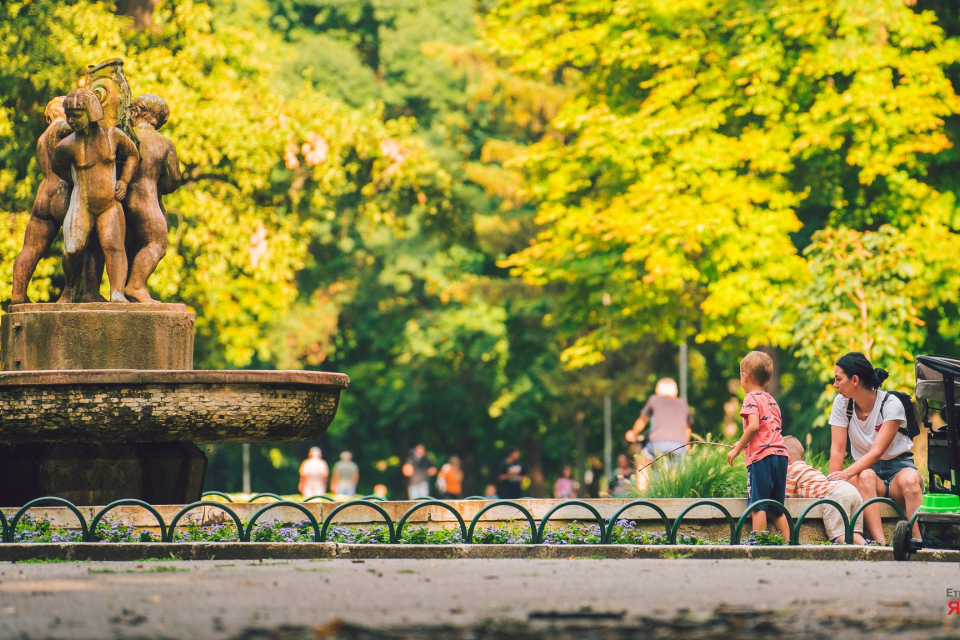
[784,436,865,545]
[437,456,463,499]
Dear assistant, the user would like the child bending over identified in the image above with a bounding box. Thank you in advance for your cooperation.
[784,436,865,545]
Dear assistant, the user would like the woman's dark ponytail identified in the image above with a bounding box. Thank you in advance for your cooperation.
[836,352,887,390]
[873,368,889,388]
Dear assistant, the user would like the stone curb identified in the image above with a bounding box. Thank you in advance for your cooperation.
[0,543,957,562]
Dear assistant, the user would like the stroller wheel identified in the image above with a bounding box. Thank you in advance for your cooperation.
[892,520,913,561]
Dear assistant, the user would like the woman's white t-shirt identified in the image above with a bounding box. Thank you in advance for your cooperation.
[828,391,911,461]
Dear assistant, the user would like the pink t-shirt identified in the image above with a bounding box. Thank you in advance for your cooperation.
[740,391,787,466]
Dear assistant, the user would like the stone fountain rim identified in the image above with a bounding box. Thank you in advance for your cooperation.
[0,369,349,389]
[7,302,190,313]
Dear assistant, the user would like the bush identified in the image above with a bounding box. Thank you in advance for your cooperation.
[740,530,786,546]
[539,521,602,545]
[170,516,240,542]
[94,519,158,543]
[13,514,83,543]
[248,518,314,542]
[325,525,391,544]
[639,444,748,499]
[471,522,535,544]
[399,526,463,544]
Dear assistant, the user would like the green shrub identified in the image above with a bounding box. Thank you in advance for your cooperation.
[637,444,748,499]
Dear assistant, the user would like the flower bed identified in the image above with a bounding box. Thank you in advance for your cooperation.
[8,514,883,547]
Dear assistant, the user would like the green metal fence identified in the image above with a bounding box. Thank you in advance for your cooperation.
[0,496,909,545]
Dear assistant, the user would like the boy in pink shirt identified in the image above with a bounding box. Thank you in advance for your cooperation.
[727,351,790,538]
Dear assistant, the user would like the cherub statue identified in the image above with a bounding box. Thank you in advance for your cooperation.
[10,97,72,304]
[80,58,136,301]
[52,88,139,303]
[122,93,181,302]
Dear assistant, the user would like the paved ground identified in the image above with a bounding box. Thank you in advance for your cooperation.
[0,557,958,639]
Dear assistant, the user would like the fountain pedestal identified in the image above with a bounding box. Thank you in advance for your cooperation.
[0,302,207,506]
[0,303,349,507]
[1,303,194,371]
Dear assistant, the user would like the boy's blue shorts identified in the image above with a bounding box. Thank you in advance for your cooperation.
[747,454,788,516]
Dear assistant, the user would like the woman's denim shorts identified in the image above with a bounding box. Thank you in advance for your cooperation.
[870,453,918,498]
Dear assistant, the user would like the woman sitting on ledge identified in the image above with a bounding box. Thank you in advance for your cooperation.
[826,352,923,543]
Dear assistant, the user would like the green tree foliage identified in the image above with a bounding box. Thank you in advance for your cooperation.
[1,0,460,367]
[487,0,960,394]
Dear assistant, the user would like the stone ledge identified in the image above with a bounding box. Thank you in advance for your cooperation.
[0,542,956,563]
[7,302,189,313]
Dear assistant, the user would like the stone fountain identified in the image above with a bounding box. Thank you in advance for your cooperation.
[0,59,348,507]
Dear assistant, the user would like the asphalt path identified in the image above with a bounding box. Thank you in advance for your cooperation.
[1,557,958,638]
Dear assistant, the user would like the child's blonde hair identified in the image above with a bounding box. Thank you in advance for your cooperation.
[740,351,774,386]
[783,435,804,460]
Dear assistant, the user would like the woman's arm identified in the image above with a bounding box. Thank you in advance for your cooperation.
[829,421,899,481]
[828,427,847,474]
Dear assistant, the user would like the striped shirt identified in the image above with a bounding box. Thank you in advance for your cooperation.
[785,461,841,499]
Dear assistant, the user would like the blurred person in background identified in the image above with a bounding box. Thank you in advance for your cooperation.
[298,447,328,497]
[497,448,527,499]
[331,451,359,496]
[373,484,388,499]
[437,455,463,499]
[609,453,637,496]
[584,456,604,498]
[402,444,436,499]
[483,484,499,499]
[627,377,693,462]
[553,465,578,499]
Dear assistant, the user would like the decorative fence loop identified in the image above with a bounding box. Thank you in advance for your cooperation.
[164,502,246,543]
[320,500,396,543]
[396,501,467,542]
[849,497,906,540]
[8,497,89,543]
[89,499,167,542]
[244,501,320,542]
[604,500,671,544]
[0,510,8,544]
[792,499,850,546]
[536,500,606,545]
[248,493,283,503]
[670,500,735,544]
[734,500,795,545]
[466,500,537,544]
[358,495,385,502]
[201,491,234,502]
[303,495,336,503]
[463,496,487,500]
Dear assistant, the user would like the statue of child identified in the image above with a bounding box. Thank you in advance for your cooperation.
[123,93,181,302]
[10,97,72,304]
[52,88,139,303]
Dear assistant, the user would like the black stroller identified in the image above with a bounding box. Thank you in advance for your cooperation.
[892,355,960,560]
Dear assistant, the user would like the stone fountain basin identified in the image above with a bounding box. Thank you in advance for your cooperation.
[0,369,348,444]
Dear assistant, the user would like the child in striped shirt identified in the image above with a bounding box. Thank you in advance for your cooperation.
[784,436,865,545]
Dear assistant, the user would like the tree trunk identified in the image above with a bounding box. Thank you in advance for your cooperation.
[460,442,478,497]
[759,346,781,396]
[525,436,544,498]
[114,0,159,29]
[574,410,586,486]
